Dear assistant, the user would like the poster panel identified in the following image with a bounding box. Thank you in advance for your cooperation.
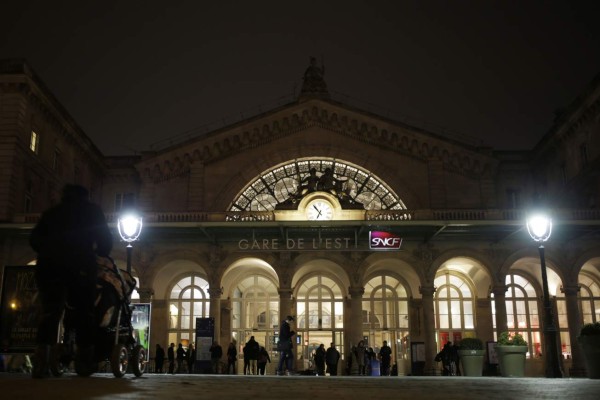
[195,317,214,372]
[0,266,39,353]
[131,303,151,353]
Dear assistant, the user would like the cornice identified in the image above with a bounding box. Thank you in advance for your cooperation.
[138,100,497,183]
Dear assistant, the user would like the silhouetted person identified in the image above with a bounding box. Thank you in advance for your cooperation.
[314,343,326,376]
[176,343,186,373]
[379,340,392,376]
[155,344,165,373]
[325,342,340,376]
[168,343,175,374]
[245,336,260,375]
[257,346,271,375]
[276,315,295,375]
[226,342,237,374]
[30,184,112,378]
[210,341,223,374]
[187,343,196,373]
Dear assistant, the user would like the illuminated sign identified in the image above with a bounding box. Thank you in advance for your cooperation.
[238,237,354,251]
[369,231,402,250]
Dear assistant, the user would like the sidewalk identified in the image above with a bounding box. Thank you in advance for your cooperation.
[3,373,600,400]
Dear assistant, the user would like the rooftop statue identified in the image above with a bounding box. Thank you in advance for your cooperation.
[299,56,329,99]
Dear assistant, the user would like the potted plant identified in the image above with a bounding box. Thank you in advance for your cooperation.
[458,338,485,376]
[578,322,600,379]
[494,332,528,377]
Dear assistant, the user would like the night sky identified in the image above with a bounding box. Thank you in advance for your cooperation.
[2,1,599,156]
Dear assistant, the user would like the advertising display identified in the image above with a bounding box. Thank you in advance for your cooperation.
[195,317,215,372]
[131,303,151,353]
[0,266,39,353]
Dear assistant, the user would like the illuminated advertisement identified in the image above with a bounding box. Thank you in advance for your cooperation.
[0,266,40,353]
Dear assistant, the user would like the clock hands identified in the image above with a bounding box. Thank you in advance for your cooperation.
[313,204,323,218]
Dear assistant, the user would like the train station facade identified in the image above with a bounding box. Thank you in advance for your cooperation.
[1,59,599,376]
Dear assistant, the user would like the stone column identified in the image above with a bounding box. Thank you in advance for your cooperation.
[348,286,365,349]
[137,288,154,303]
[562,285,585,376]
[208,287,223,343]
[420,285,437,374]
[492,285,509,335]
[278,287,293,321]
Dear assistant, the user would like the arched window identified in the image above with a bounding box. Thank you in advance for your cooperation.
[363,275,409,330]
[231,275,279,330]
[434,273,475,349]
[578,273,600,324]
[503,273,540,358]
[296,275,345,356]
[363,274,410,368]
[229,158,407,212]
[168,275,210,346]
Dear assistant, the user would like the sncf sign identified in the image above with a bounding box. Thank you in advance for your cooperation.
[369,231,402,250]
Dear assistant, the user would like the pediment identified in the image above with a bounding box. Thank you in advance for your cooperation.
[136,98,497,183]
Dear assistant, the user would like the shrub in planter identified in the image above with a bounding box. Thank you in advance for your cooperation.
[578,322,600,379]
[495,332,528,377]
[458,338,485,376]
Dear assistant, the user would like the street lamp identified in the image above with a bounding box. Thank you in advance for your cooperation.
[526,212,563,378]
[117,213,143,274]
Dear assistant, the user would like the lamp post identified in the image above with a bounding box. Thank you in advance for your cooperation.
[117,213,143,274]
[526,213,563,378]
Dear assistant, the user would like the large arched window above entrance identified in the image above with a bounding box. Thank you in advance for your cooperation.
[228,158,407,211]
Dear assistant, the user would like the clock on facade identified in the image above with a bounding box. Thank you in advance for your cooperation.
[306,199,334,221]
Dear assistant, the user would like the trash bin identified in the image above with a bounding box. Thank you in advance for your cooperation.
[370,359,380,376]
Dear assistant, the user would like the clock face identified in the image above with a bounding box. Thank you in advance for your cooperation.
[307,200,334,221]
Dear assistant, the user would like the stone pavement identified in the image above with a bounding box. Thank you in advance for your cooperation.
[3,373,600,400]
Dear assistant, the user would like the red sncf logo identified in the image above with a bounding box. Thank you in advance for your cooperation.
[369,231,402,250]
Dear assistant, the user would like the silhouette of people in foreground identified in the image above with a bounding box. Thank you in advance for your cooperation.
[30,184,113,378]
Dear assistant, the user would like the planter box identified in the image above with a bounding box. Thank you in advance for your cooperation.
[458,349,484,376]
[579,335,600,379]
[495,345,527,377]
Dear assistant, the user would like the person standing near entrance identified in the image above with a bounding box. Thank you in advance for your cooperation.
[176,343,186,373]
[245,336,260,375]
[168,343,175,374]
[257,346,271,375]
[325,342,340,376]
[210,341,223,374]
[226,342,237,374]
[379,340,392,376]
[314,343,326,376]
[155,344,165,373]
[276,315,295,375]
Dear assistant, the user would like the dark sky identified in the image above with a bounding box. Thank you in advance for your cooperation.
[2,1,599,156]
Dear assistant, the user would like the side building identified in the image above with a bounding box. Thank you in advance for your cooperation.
[1,59,599,376]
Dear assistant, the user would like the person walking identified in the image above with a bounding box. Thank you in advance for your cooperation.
[176,343,186,373]
[314,343,326,376]
[209,341,223,374]
[276,315,295,376]
[257,346,271,375]
[245,336,260,375]
[29,184,113,378]
[226,342,237,374]
[154,344,165,373]
[168,343,175,374]
[379,340,392,376]
[325,343,341,376]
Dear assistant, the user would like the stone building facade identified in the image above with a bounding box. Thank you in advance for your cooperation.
[1,59,599,376]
